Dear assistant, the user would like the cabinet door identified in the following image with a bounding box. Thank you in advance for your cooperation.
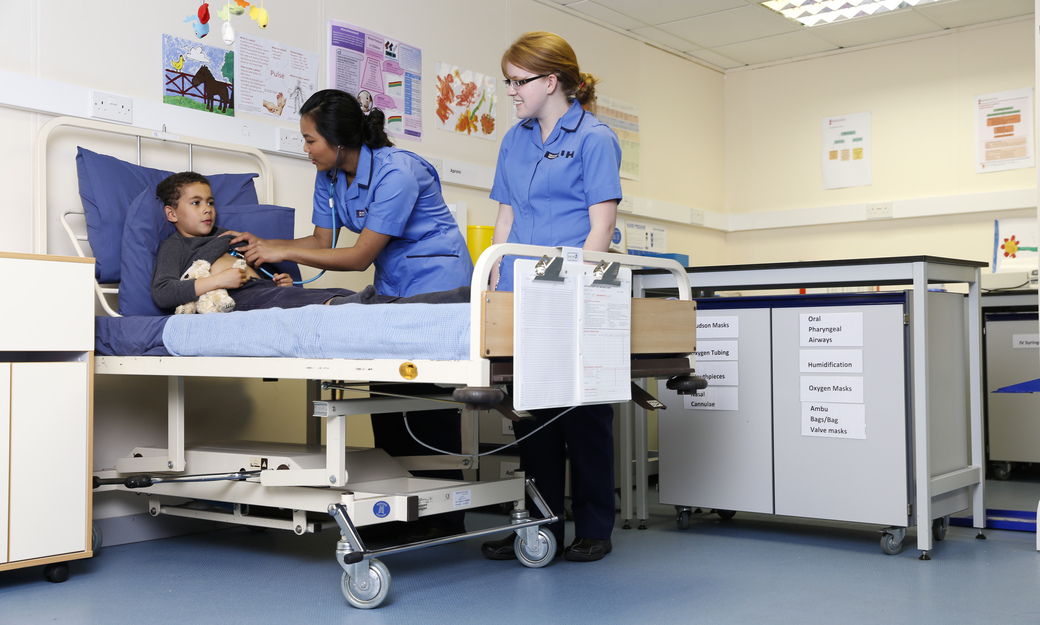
[659,307,775,514]
[8,362,88,562]
[771,303,910,526]
[0,363,9,564]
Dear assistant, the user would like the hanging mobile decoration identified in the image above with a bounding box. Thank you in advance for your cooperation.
[220,0,236,45]
[249,0,269,29]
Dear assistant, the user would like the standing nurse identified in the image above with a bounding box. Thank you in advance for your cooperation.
[481,31,622,562]
[233,88,472,297]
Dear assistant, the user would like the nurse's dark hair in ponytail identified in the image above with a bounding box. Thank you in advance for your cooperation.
[299,89,394,150]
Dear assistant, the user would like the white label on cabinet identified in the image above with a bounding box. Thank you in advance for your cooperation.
[684,386,739,411]
[802,402,866,439]
[696,361,739,386]
[694,340,738,361]
[799,312,863,347]
[696,316,739,339]
[1013,334,1039,348]
[799,349,863,373]
[800,376,864,403]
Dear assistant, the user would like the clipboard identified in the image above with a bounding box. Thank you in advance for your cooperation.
[512,253,633,411]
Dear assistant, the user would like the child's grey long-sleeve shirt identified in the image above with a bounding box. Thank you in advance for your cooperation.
[151,227,233,310]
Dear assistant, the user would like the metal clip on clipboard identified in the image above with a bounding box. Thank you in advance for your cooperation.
[533,255,565,282]
[591,260,621,287]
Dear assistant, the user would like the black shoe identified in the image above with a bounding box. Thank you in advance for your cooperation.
[480,534,517,560]
[564,537,612,562]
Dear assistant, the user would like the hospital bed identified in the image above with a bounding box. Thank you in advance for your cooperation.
[37,116,703,608]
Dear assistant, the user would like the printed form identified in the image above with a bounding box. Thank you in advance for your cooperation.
[513,258,632,410]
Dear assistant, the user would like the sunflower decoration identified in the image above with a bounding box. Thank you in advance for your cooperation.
[1002,235,1021,258]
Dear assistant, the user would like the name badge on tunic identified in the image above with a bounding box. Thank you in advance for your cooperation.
[356,209,367,218]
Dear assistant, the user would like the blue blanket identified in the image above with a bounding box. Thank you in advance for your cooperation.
[162,302,470,360]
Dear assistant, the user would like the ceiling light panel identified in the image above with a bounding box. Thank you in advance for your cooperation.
[761,0,945,27]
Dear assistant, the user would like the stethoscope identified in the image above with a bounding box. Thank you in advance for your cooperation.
[232,147,341,286]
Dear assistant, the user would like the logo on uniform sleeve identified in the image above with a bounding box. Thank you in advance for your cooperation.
[356,209,367,219]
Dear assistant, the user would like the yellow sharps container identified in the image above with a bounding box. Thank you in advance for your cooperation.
[467,225,494,264]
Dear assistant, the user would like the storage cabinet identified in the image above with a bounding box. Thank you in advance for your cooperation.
[0,252,94,581]
[660,290,973,553]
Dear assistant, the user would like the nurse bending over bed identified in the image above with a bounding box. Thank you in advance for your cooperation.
[229,88,472,297]
[231,88,474,540]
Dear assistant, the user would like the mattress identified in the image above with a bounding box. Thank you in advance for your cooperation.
[95,302,471,360]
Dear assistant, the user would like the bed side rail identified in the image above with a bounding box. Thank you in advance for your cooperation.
[468,243,695,363]
[59,207,120,317]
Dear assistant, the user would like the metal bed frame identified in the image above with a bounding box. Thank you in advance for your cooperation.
[39,116,702,608]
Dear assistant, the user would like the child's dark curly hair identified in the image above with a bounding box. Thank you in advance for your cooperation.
[156,171,211,207]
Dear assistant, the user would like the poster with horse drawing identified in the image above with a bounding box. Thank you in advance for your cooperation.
[163,33,235,117]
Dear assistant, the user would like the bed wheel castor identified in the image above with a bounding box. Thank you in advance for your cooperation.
[452,386,505,409]
[666,375,708,394]
[515,529,556,569]
[341,558,391,609]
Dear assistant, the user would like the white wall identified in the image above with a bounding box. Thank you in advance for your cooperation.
[724,17,1036,266]
[0,0,727,533]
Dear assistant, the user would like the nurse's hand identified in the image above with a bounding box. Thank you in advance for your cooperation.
[233,233,283,267]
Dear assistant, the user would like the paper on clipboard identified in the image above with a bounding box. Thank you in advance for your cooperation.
[513,256,632,410]
[580,267,631,404]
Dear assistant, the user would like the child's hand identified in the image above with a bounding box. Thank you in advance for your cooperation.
[272,273,293,287]
[215,266,248,289]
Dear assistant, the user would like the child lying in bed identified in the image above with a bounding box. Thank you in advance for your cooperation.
[151,171,386,313]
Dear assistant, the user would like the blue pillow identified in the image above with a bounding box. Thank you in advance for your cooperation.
[75,147,260,283]
[118,189,302,316]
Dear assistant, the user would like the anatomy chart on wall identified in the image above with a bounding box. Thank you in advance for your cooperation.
[975,88,1035,174]
[596,95,640,180]
[163,34,235,117]
[434,62,497,140]
[234,34,317,122]
[821,112,871,189]
[328,20,423,141]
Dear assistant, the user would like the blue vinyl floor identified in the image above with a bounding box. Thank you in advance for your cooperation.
[3,490,1039,625]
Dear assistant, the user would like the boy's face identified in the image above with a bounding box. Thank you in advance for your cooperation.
[164,182,215,238]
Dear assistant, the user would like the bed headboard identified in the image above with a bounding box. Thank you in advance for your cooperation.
[35,116,275,316]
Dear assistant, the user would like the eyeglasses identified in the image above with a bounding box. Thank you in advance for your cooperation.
[502,74,549,89]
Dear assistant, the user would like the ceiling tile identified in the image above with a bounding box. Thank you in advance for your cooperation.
[659,5,802,49]
[685,48,747,70]
[915,0,1034,29]
[568,1,648,30]
[630,25,703,52]
[810,9,946,49]
[593,0,752,27]
[714,30,840,65]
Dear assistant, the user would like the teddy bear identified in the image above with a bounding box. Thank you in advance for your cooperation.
[174,258,247,314]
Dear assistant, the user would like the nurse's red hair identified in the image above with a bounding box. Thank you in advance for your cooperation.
[501,31,598,108]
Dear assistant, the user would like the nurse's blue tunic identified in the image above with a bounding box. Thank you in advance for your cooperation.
[312,145,473,297]
[489,99,623,290]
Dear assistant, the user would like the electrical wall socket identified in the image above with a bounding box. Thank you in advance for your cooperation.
[91,91,132,124]
[277,128,306,154]
[865,202,893,220]
[689,208,705,226]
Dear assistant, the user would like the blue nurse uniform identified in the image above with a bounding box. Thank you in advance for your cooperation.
[312,144,472,536]
[312,144,472,297]
[490,98,622,291]
[489,99,623,549]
